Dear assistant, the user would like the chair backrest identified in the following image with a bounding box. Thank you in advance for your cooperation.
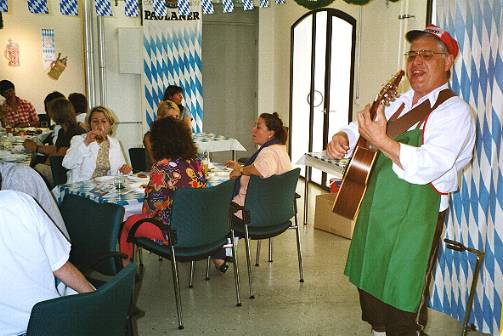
[244,168,300,227]
[49,156,68,186]
[128,147,147,173]
[60,194,125,275]
[26,263,136,336]
[169,179,235,249]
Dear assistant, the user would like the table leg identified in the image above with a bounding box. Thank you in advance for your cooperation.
[232,150,237,161]
[303,166,311,226]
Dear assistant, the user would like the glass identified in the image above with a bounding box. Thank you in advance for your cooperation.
[405,50,448,62]
[114,174,126,190]
[202,151,210,176]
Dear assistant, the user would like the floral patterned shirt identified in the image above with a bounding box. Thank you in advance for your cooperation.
[143,157,206,225]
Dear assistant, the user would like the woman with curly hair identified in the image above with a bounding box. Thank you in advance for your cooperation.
[119,117,228,271]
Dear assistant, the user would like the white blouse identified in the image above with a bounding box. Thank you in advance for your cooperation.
[63,134,127,183]
[341,83,476,211]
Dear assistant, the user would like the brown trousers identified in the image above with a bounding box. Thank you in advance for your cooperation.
[358,211,446,336]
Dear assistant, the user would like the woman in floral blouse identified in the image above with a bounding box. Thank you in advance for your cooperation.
[119,117,228,271]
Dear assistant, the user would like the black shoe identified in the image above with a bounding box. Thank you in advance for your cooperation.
[217,263,229,273]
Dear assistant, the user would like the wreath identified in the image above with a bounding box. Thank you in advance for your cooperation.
[294,0,401,9]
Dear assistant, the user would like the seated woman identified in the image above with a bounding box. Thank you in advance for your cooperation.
[24,98,86,187]
[62,106,131,183]
[143,100,181,167]
[119,117,228,272]
[225,112,292,212]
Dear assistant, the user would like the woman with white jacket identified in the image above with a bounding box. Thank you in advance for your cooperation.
[63,106,131,183]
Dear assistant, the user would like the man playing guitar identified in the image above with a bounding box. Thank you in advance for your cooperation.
[327,25,475,336]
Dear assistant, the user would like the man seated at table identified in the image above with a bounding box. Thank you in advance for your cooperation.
[0,162,69,239]
[0,79,39,128]
[0,189,94,336]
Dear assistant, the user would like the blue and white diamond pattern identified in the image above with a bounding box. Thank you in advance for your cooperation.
[124,0,139,17]
[178,0,191,16]
[222,0,234,13]
[95,0,112,16]
[275,0,285,5]
[202,0,214,14]
[28,0,48,14]
[259,0,269,8]
[430,1,503,335]
[153,0,167,17]
[143,26,204,132]
[242,0,253,11]
[60,0,78,16]
[0,0,7,12]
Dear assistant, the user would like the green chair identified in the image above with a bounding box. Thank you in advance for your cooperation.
[49,156,68,186]
[231,168,303,299]
[26,263,137,336]
[59,194,126,276]
[128,148,148,173]
[127,179,241,330]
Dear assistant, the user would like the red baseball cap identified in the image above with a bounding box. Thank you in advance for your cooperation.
[406,24,459,59]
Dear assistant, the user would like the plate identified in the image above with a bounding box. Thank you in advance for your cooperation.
[1,154,26,162]
[94,175,115,182]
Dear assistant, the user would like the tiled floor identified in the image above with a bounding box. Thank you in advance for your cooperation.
[134,181,487,335]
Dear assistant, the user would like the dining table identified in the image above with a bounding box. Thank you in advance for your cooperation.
[52,163,232,220]
[0,127,52,165]
[193,132,246,160]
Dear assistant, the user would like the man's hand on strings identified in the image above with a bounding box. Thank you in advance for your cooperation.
[357,103,388,149]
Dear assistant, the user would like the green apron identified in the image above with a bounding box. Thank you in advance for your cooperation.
[344,129,441,312]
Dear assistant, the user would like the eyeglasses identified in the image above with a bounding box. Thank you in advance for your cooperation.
[404,50,448,62]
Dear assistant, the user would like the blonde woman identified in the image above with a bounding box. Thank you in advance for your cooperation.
[63,106,131,183]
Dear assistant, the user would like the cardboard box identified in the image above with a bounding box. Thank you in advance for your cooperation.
[314,193,355,239]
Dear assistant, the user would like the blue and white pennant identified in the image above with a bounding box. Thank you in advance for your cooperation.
[259,0,269,8]
[275,0,285,5]
[95,0,112,16]
[28,0,49,14]
[242,0,253,11]
[222,0,234,13]
[153,0,167,17]
[178,0,191,16]
[0,0,7,12]
[124,0,139,17]
[60,0,78,16]
[202,0,214,14]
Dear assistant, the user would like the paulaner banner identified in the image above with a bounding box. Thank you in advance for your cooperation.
[142,0,203,132]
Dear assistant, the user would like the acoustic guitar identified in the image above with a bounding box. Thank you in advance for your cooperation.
[332,70,405,220]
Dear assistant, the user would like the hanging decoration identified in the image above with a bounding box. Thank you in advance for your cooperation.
[124,0,139,17]
[95,0,113,16]
[342,0,400,4]
[48,53,68,80]
[293,0,334,10]
[201,0,214,14]
[259,0,269,8]
[275,0,285,4]
[27,0,49,14]
[60,0,78,16]
[0,0,7,12]
[178,0,191,16]
[153,0,167,16]
[41,28,55,69]
[242,0,254,11]
[4,39,20,66]
[222,0,234,13]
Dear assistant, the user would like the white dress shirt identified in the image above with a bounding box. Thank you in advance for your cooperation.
[341,83,476,211]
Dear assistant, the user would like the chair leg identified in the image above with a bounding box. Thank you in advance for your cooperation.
[137,246,144,268]
[255,240,261,266]
[294,213,304,283]
[244,226,254,299]
[268,238,273,263]
[189,261,195,288]
[230,229,242,307]
[205,256,211,281]
[169,248,184,329]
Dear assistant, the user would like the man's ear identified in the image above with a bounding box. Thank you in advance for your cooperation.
[444,54,455,71]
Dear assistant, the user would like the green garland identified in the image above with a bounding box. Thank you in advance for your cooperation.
[293,0,336,10]
[294,0,401,10]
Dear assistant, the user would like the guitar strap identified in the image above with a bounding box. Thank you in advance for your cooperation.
[386,89,455,139]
